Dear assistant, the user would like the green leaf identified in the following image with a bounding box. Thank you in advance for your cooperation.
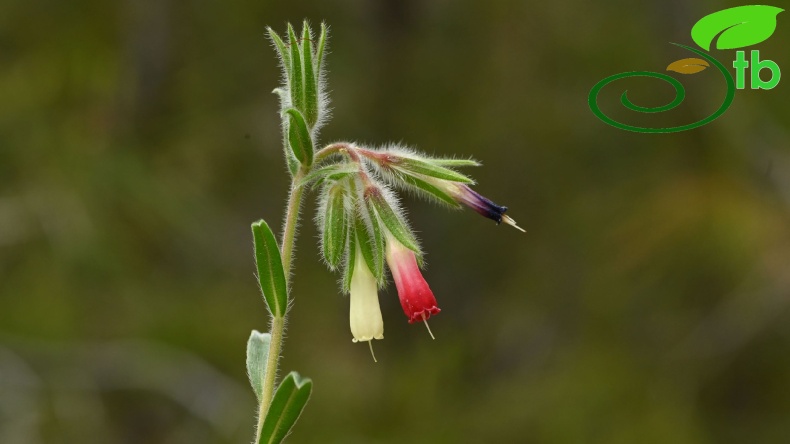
[395,171,461,208]
[287,24,304,113]
[266,27,291,78]
[342,224,356,293]
[297,163,358,188]
[246,330,271,402]
[368,193,420,254]
[302,21,319,128]
[272,88,298,176]
[353,211,383,281]
[394,157,473,183]
[285,108,314,167]
[258,372,313,444]
[252,220,288,317]
[691,6,783,51]
[428,158,480,168]
[315,22,328,77]
[323,186,348,269]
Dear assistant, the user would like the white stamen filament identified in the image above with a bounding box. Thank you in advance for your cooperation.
[502,215,526,233]
[422,313,436,340]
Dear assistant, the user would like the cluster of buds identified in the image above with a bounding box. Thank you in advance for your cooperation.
[312,143,523,360]
[268,23,522,361]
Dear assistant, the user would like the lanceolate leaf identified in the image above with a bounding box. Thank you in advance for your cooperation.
[285,108,314,167]
[301,21,319,128]
[395,171,461,207]
[246,330,271,402]
[251,220,288,317]
[287,24,304,113]
[315,22,328,77]
[428,157,481,168]
[266,27,291,78]
[368,193,420,254]
[353,211,384,281]
[691,5,784,51]
[297,163,358,188]
[394,157,473,183]
[323,186,348,268]
[258,372,313,444]
[342,224,356,293]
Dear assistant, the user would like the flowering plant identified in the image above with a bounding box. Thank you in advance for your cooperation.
[246,21,523,443]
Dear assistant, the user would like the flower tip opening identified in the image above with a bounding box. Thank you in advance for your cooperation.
[422,313,436,340]
[502,215,526,233]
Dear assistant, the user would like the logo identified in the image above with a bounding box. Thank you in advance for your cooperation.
[589,5,783,133]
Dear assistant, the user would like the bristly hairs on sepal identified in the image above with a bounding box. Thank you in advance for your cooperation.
[360,172,424,264]
[315,178,351,270]
[311,21,332,139]
[349,171,387,285]
[340,215,356,294]
[267,22,332,176]
[361,143,479,210]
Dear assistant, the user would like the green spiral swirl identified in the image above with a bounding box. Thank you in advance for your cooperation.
[588,43,735,133]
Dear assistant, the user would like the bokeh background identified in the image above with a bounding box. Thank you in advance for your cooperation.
[3,0,790,442]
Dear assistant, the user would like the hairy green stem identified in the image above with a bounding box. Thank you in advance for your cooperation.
[280,174,306,276]
[255,316,285,442]
[314,142,352,163]
[254,170,306,442]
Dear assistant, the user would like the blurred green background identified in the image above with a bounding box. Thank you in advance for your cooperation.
[3,0,790,442]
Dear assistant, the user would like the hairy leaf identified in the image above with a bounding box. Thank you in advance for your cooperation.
[297,163,358,188]
[394,157,473,183]
[368,193,420,254]
[315,22,328,77]
[323,186,348,268]
[266,27,291,79]
[285,108,314,167]
[395,171,461,207]
[341,225,359,294]
[301,21,319,128]
[246,330,271,402]
[287,24,304,113]
[427,157,481,168]
[258,372,313,444]
[252,220,288,317]
[342,222,356,293]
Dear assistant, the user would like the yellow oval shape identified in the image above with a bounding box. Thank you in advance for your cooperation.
[666,58,710,74]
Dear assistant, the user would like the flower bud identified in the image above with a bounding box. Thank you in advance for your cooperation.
[433,182,525,232]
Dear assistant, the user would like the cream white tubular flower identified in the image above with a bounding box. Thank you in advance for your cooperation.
[349,242,384,360]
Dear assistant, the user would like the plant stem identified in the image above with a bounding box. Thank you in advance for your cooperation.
[280,173,306,276]
[255,316,284,442]
[254,170,306,443]
[314,142,352,163]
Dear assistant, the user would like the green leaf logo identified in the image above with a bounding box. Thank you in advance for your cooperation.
[691,5,783,51]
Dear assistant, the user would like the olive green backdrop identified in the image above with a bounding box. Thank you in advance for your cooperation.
[2,0,790,443]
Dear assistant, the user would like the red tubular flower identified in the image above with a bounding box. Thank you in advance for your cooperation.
[385,235,440,329]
